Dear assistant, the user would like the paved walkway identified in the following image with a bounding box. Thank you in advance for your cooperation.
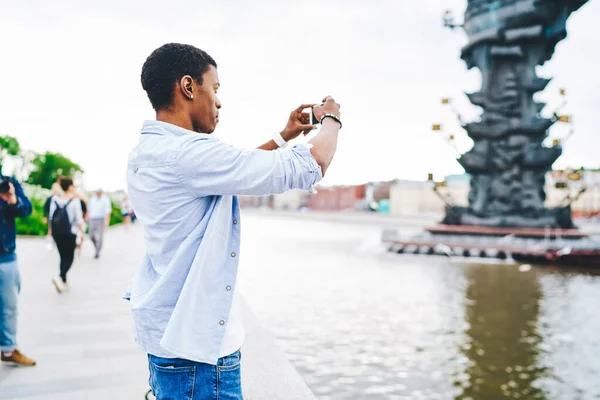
[0,226,149,399]
[0,224,315,400]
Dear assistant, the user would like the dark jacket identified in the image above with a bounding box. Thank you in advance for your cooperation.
[0,177,32,263]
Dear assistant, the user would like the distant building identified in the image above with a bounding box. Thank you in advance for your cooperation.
[546,169,600,218]
[365,180,396,213]
[305,185,366,211]
[239,170,600,217]
[367,180,395,202]
[389,170,600,218]
[272,190,309,211]
[238,195,272,209]
[389,176,469,216]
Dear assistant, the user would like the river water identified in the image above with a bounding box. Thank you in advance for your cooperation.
[238,212,600,400]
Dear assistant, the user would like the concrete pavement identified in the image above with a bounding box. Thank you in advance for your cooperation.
[0,225,315,400]
[0,226,150,399]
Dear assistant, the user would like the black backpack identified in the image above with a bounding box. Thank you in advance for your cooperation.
[51,199,73,235]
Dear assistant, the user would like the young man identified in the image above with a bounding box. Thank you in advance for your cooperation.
[126,43,341,399]
[87,188,111,259]
[0,176,35,367]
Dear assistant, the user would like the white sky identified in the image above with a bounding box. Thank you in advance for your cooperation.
[1,0,598,191]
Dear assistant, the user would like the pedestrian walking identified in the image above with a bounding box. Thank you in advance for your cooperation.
[43,182,62,225]
[75,189,89,257]
[87,188,111,259]
[48,177,85,293]
[121,194,132,229]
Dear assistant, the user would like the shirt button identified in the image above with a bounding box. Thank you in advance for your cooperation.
[233,219,238,225]
[219,320,225,326]
[231,252,236,258]
[226,285,231,291]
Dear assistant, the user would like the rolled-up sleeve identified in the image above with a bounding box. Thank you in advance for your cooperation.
[177,136,322,197]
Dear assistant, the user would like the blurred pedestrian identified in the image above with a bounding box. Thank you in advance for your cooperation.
[48,177,85,293]
[121,194,132,229]
[43,182,62,225]
[75,190,89,257]
[0,175,36,367]
[88,188,111,259]
[77,190,89,222]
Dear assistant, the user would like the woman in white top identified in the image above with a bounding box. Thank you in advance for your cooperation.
[48,177,85,293]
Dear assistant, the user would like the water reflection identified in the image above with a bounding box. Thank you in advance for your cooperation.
[457,264,546,399]
[536,271,600,399]
[239,213,600,399]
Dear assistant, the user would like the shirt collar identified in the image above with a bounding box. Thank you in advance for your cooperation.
[141,120,207,138]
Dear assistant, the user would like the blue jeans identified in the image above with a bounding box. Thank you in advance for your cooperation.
[148,350,243,400]
[0,260,20,352]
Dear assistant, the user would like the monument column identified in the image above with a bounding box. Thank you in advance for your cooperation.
[443,0,588,229]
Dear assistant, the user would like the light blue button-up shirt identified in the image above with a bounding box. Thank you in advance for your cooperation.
[125,120,322,365]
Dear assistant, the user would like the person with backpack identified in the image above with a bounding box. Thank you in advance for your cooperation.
[48,177,84,293]
[42,182,62,224]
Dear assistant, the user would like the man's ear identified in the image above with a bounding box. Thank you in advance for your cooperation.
[180,75,194,100]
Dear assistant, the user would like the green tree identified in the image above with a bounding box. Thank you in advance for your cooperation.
[0,136,21,172]
[0,136,20,156]
[26,152,83,189]
[15,197,47,236]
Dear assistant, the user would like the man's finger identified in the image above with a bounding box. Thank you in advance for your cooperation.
[322,96,333,103]
[295,103,317,112]
[302,126,318,135]
[299,124,317,133]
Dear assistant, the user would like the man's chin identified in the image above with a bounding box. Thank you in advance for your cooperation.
[207,123,218,134]
[198,126,216,134]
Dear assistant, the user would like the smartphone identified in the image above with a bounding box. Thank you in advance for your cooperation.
[0,178,10,194]
[310,103,324,125]
[311,109,319,125]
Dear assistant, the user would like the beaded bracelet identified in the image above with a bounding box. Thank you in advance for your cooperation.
[320,113,342,129]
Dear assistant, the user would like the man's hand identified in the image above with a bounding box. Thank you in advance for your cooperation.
[307,95,342,177]
[311,96,341,123]
[0,183,18,205]
[280,104,318,142]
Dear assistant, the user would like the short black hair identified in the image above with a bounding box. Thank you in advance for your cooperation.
[141,43,217,111]
[58,177,74,192]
